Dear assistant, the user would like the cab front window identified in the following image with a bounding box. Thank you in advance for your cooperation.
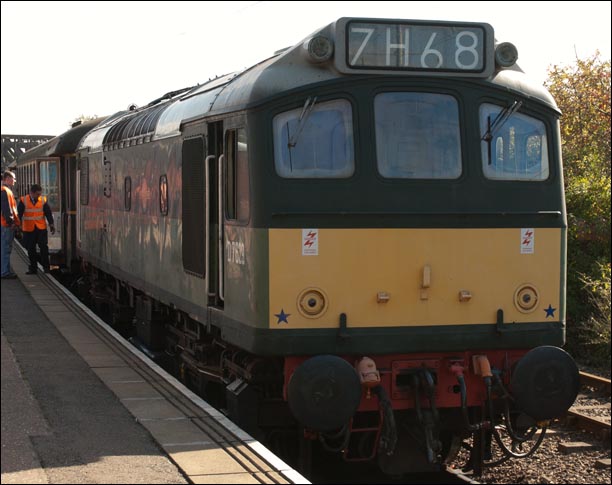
[374,92,462,179]
[480,103,549,181]
[273,99,355,178]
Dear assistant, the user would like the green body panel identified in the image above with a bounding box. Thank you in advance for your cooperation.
[223,226,269,329]
[216,320,565,356]
[245,79,566,231]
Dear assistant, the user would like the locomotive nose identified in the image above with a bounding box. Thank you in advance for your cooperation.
[288,355,362,431]
[510,346,580,421]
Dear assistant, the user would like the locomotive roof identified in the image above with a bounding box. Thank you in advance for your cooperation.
[17,117,107,163]
[78,18,559,153]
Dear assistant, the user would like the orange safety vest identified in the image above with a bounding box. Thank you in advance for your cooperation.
[1,185,20,227]
[20,195,47,232]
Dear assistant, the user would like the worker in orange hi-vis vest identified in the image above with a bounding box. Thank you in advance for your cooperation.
[1,170,20,279]
[17,183,55,275]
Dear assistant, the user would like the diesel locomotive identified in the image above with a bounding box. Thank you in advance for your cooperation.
[15,17,580,475]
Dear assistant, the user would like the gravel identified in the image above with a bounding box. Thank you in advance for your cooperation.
[573,392,611,424]
[455,425,611,484]
[449,364,611,484]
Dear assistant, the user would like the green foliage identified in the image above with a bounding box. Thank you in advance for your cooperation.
[568,264,611,366]
[544,53,611,368]
[545,53,611,177]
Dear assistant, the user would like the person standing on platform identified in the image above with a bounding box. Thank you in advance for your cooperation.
[1,170,20,279]
[17,183,55,275]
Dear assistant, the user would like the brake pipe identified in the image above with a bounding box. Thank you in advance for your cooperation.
[450,362,489,431]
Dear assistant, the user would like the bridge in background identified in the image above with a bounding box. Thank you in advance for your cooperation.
[1,134,54,171]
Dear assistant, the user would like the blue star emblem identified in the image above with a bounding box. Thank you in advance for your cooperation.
[544,304,556,318]
[275,308,290,324]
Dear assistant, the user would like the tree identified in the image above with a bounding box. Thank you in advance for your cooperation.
[544,53,611,365]
[546,53,611,177]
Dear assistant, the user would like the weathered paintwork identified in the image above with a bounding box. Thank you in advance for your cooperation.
[79,139,208,314]
[72,16,567,358]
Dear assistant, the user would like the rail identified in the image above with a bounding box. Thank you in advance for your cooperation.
[565,371,611,439]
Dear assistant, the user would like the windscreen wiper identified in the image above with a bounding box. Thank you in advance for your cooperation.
[482,100,522,164]
[288,96,318,148]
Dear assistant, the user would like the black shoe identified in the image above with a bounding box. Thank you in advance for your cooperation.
[44,268,51,274]
[26,270,37,275]
[1,274,17,279]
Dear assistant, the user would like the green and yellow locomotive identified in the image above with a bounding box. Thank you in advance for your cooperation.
[25,17,580,475]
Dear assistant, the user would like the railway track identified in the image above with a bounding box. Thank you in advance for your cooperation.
[578,371,611,394]
[447,370,611,484]
[564,371,611,439]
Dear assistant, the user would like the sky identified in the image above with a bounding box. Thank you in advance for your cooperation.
[1,1,610,136]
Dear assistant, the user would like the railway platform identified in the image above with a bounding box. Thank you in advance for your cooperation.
[1,247,308,484]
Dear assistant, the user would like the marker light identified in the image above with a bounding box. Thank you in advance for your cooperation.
[514,284,539,313]
[305,35,334,63]
[495,42,519,68]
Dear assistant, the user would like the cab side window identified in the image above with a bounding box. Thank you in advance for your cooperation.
[225,128,250,223]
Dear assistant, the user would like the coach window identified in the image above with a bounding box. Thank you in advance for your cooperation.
[480,103,549,181]
[124,176,132,211]
[273,98,354,178]
[40,160,59,210]
[80,158,89,205]
[159,175,168,216]
[375,92,461,179]
[225,128,249,222]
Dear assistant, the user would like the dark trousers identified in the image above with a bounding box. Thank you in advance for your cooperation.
[22,227,49,272]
